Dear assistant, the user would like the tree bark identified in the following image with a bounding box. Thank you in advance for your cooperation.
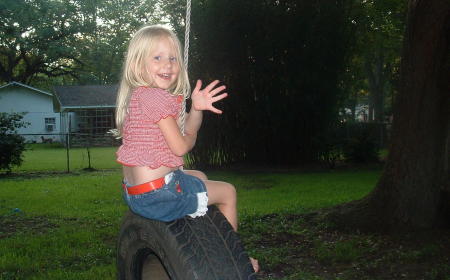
[326,0,450,232]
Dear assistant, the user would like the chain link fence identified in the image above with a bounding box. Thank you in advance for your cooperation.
[15,132,121,173]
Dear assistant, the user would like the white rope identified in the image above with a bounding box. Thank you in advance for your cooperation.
[184,0,191,71]
[180,0,191,135]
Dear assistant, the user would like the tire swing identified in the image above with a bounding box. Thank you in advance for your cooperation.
[116,2,257,279]
[117,206,256,279]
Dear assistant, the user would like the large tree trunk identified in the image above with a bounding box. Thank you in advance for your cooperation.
[326,0,449,232]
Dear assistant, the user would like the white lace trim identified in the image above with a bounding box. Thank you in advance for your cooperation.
[188,192,208,218]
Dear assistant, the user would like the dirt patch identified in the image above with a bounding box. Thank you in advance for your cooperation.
[0,214,58,239]
[0,169,118,180]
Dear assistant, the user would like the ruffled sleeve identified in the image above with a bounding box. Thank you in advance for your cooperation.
[137,87,179,123]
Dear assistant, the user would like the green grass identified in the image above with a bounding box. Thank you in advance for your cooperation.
[0,171,125,218]
[0,171,125,279]
[12,144,120,172]
[0,145,384,279]
[213,169,378,215]
[0,170,379,279]
[0,222,116,279]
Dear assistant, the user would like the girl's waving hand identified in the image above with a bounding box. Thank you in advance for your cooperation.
[191,80,228,114]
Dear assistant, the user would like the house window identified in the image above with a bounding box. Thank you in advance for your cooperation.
[45,117,56,131]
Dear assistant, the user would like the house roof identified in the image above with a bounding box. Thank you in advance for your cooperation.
[0,81,53,97]
[53,85,118,111]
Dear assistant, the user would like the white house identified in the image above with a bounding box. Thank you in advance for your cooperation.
[0,82,60,143]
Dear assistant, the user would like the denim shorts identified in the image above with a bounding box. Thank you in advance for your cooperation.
[122,169,208,222]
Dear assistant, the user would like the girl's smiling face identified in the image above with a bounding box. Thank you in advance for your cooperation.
[146,37,180,89]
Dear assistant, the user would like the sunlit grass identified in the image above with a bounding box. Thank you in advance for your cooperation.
[12,144,120,172]
[0,171,125,219]
[209,169,378,215]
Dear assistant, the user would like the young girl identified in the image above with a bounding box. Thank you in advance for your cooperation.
[115,25,259,272]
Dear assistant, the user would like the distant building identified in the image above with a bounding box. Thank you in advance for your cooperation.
[0,82,119,146]
[355,104,369,122]
[0,82,60,143]
[53,85,118,145]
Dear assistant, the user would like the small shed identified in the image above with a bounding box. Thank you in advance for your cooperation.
[53,85,119,146]
[0,81,60,143]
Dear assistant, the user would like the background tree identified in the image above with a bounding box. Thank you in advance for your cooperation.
[341,0,406,122]
[326,0,450,231]
[0,113,28,173]
[363,0,405,123]
[163,0,359,167]
[73,0,160,85]
[0,0,160,87]
[0,0,92,85]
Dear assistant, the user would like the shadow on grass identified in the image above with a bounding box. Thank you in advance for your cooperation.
[240,212,450,280]
[0,168,120,180]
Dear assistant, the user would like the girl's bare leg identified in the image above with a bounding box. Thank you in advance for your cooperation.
[183,169,259,272]
[204,180,238,231]
[184,169,237,230]
[183,169,208,181]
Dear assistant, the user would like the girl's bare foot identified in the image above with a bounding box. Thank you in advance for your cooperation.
[250,257,259,272]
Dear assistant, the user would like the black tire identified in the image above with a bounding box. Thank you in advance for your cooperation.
[117,205,257,280]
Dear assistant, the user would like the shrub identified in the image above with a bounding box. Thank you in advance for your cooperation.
[315,124,346,168]
[0,112,28,173]
[316,122,381,166]
[342,122,380,163]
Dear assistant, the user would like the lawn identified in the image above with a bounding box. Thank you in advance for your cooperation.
[12,143,120,172]
[1,145,449,279]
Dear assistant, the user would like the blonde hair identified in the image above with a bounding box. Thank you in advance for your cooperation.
[115,25,190,136]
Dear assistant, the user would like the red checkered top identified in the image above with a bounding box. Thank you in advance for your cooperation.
[116,87,183,168]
